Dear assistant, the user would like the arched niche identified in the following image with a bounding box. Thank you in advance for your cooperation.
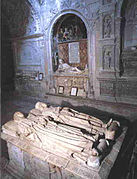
[51,14,88,73]
[47,13,92,98]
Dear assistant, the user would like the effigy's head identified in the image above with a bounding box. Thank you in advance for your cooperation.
[35,102,48,112]
[13,112,25,122]
[59,58,64,64]
[105,119,120,140]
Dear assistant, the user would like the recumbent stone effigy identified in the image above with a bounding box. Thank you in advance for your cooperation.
[2,102,120,169]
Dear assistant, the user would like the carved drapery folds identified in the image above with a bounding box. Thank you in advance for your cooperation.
[2,102,121,168]
[102,46,113,70]
[103,15,112,38]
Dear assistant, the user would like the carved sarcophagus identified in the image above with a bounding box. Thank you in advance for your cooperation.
[1,102,127,179]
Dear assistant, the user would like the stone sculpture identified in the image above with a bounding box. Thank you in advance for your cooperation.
[103,49,112,69]
[103,15,112,38]
[63,27,69,41]
[56,59,82,74]
[2,102,120,168]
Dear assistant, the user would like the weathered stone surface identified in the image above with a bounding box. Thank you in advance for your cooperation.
[7,143,25,170]
[1,125,127,179]
[23,151,49,179]
[1,102,128,179]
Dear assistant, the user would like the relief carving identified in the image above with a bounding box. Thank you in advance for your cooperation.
[103,15,112,38]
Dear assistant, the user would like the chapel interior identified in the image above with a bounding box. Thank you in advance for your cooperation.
[1,0,137,179]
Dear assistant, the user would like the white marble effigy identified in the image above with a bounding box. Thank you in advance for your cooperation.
[1,102,127,179]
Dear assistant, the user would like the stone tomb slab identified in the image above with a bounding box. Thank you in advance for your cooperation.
[1,127,127,179]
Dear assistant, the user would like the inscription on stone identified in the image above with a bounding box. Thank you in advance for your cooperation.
[69,42,80,63]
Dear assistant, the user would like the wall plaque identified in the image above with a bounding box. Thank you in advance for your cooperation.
[69,42,80,63]
[58,86,64,94]
[70,87,78,96]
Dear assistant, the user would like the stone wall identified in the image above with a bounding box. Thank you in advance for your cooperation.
[1,0,137,119]
[1,18,15,92]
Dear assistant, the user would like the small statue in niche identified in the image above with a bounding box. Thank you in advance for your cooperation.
[103,50,112,69]
[54,52,58,66]
[74,25,81,39]
[53,52,59,72]
[103,15,112,38]
[68,28,73,40]
[58,28,64,42]
[63,27,69,41]
[56,59,82,74]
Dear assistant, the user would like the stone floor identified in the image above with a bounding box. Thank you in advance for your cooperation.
[1,91,137,179]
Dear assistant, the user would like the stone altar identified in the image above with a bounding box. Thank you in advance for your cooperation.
[1,102,127,179]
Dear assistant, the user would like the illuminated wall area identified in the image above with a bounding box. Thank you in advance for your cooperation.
[1,0,137,119]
